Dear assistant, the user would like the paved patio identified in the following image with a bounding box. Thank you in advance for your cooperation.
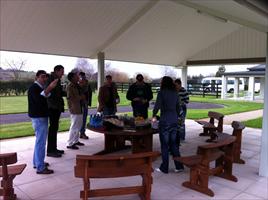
[1,120,267,200]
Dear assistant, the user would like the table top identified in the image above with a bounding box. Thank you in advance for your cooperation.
[88,126,158,136]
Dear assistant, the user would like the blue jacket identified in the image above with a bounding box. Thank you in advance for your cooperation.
[153,89,180,124]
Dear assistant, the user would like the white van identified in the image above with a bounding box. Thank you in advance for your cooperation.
[201,77,244,93]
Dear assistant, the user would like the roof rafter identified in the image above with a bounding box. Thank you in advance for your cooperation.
[170,0,268,33]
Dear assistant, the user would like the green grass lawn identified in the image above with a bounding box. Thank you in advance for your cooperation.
[243,117,263,129]
[186,96,263,119]
[0,92,137,114]
[0,94,264,139]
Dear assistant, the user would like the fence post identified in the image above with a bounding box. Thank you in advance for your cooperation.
[216,84,219,98]
[202,84,205,97]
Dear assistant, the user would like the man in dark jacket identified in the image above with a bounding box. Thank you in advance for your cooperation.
[28,70,58,174]
[78,72,92,139]
[46,65,66,157]
[126,74,153,119]
[97,75,119,116]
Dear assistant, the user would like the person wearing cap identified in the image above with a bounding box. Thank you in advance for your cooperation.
[46,65,66,158]
[78,71,92,139]
[28,70,58,174]
[66,71,85,149]
[97,75,119,116]
[126,74,153,119]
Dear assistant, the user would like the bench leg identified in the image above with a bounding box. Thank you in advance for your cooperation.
[141,173,151,200]
[81,178,89,200]
[215,157,238,182]
[182,168,214,197]
[1,178,17,200]
[199,128,210,136]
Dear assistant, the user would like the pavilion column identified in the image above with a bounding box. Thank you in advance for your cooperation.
[234,77,239,99]
[221,75,227,99]
[259,33,268,177]
[260,77,265,99]
[181,66,188,89]
[97,52,105,90]
[248,76,255,101]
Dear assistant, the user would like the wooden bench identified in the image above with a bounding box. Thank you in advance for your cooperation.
[231,121,246,164]
[207,121,246,164]
[74,151,160,200]
[196,111,224,138]
[174,134,237,197]
[0,152,27,200]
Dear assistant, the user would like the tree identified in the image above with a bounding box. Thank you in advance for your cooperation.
[161,66,177,78]
[5,59,26,80]
[75,58,95,80]
[216,65,226,77]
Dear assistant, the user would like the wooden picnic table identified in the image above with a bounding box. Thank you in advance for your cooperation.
[88,126,158,155]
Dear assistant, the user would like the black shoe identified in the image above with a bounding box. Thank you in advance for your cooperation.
[75,141,85,146]
[67,144,79,150]
[33,162,49,169]
[56,149,65,154]
[36,167,54,174]
[80,134,89,140]
[47,152,62,158]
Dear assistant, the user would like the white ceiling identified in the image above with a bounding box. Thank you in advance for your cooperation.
[0,0,267,66]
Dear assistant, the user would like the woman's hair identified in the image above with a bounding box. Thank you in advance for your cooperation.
[160,76,175,90]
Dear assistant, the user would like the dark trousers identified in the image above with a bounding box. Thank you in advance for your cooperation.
[47,109,61,153]
[80,105,88,134]
[133,104,148,119]
[177,105,187,141]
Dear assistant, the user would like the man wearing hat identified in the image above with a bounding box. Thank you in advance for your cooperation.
[28,70,58,174]
[126,74,153,119]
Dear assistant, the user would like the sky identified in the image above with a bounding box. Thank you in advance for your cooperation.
[0,51,256,78]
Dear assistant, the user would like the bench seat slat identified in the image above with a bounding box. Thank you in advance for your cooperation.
[0,164,26,177]
[81,186,144,198]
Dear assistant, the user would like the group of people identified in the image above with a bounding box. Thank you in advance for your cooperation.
[28,66,92,174]
[28,67,189,175]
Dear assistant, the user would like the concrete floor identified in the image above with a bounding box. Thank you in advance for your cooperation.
[0,120,267,200]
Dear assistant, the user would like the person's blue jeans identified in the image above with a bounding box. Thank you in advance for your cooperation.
[31,117,48,172]
[103,106,116,116]
[159,122,184,173]
[178,105,187,141]
[80,105,88,134]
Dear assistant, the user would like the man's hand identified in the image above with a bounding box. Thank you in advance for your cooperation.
[49,78,59,88]
[45,78,59,96]
[133,97,141,101]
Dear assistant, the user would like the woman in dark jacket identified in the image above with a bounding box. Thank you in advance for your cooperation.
[152,76,184,173]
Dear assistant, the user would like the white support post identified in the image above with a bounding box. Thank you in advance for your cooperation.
[259,33,268,177]
[97,52,105,90]
[234,77,239,99]
[221,75,227,99]
[248,77,255,101]
[181,66,188,89]
[260,77,265,99]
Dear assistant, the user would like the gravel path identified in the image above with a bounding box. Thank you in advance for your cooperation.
[0,102,224,124]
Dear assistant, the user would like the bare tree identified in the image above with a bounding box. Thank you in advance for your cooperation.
[161,66,177,78]
[75,58,95,80]
[5,59,26,80]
